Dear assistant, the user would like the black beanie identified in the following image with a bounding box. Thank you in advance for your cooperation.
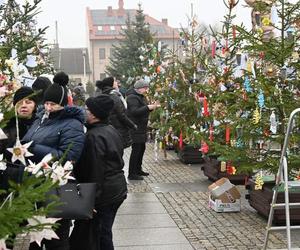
[96,77,114,90]
[44,72,69,106]
[86,94,114,120]
[13,87,36,106]
[32,77,52,104]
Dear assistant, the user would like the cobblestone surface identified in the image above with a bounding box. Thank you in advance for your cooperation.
[125,143,300,250]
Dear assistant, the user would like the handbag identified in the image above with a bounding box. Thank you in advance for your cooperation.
[46,182,97,220]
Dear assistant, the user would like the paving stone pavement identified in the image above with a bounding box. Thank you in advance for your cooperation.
[118,143,300,250]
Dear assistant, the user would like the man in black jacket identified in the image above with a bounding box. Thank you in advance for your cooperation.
[126,79,159,180]
[71,94,127,250]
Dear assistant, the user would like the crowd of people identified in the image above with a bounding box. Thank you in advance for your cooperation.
[0,72,160,250]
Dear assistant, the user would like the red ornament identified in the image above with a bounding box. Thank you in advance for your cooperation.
[225,125,230,144]
[201,141,209,154]
[203,96,210,117]
[179,131,183,149]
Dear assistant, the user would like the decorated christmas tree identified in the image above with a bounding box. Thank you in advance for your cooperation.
[208,0,300,181]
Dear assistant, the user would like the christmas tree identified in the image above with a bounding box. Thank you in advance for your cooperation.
[208,0,300,179]
[106,4,154,88]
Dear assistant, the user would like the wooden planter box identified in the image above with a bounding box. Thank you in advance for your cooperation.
[177,145,204,164]
[201,156,249,185]
[246,178,300,225]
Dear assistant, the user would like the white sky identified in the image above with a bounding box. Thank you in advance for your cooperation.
[34,0,252,48]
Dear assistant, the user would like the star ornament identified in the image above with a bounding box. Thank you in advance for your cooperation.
[27,216,60,246]
[0,238,9,250]
[7,140,33,165]
[0,154,7,171]
[25,154,53,177]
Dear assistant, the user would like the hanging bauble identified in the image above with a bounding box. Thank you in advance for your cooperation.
[139,55,145,61]
[200,141,209,154]
[220,161,227,172]
[148,59,154,66]
[143,67,147,73]
[26,55,37,68]
[254,172,264,190]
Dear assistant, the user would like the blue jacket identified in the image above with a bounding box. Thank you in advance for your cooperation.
[22,106,85,164]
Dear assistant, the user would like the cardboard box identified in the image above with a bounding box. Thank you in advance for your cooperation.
[208,177,241,203]
[208,177,241,212]
[209,195,241,212]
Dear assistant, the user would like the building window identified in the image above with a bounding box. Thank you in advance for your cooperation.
[110,48,115,57]
[99,48,106,60]
[110,26,115,30]
[97,26,103,31]
[100,73,106,80]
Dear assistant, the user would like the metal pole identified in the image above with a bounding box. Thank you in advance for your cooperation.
[83,49,86,87]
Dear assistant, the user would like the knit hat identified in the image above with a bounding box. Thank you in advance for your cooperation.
[134,79,149,89]
[96,77,114,90]
[13,87,36,106]
[32,76,52,104]
[86,94,114,120]
[44,72,69,106]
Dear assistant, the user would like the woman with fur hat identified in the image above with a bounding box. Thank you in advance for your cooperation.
[70,94,127,250]
[23,72,85,250]
[96,76,136,148]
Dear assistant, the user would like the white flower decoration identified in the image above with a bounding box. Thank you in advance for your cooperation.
[7,140,33,165]
[50,161,74,186]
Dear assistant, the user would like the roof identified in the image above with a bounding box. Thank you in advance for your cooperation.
[87,7,180,40]
[50,47,91,75]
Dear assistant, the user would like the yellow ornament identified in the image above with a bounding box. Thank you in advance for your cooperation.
[255,174,264,190]
[262,17,271,26]
[253,108,261,124]
[220,161,227,172]
[257,28,263,35]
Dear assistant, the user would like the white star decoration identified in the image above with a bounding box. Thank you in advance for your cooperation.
[0,154,7,171]
[25,153,53,177]
[27,216,60,246]
[0,238,9,250]
[7,140,33,165]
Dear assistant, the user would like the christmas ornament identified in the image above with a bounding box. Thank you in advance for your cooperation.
[202,96,209,117]
[25,55,37,68]
[157,41,162,52]
[27,216,60,246]
[269,110,277,134]
[179,131,183,149]
[200,141,209,154]
[225,125,230,144]
[220,161,227,172]
[258,89,265,108]
[243,76,252,92]
[253,108,261,124]
[0,154,7,171]
[0,238,8,250]
[255,172,264,190]
[0,128,8,140]
[227,164,236,175]
[262,17,271,26]
[7,140,33,165]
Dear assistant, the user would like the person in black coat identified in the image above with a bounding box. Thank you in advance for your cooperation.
[0,87,37,190]
[71,94,127,250]
[25,72,85,250]
[96,76,136,148]
[126,79,160,180]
